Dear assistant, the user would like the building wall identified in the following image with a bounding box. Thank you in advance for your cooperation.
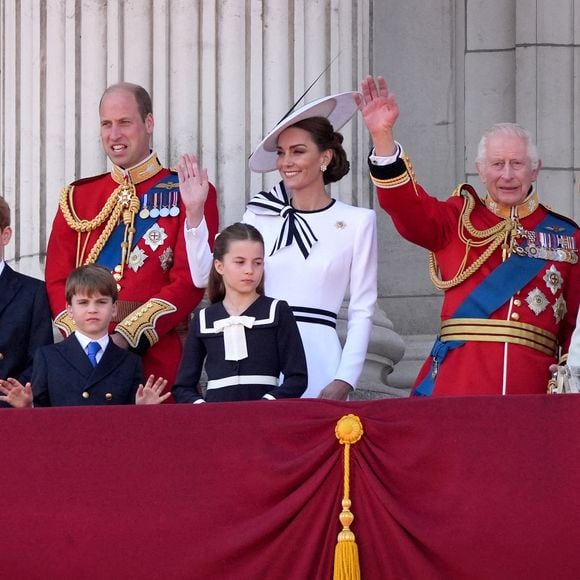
[0,0,373,272]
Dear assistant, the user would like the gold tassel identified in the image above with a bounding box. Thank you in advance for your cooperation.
[333,414,364,580]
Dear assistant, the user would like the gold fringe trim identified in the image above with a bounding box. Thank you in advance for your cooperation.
[333,414,364,580]
[54,310,76,336]
[114,298,177,348]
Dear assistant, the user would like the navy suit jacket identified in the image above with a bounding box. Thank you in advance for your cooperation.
[0,264,54,400]
[32,335,144,406]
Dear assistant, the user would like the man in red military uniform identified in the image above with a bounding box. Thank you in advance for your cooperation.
[46,82,219,393]
[356,75,580,395]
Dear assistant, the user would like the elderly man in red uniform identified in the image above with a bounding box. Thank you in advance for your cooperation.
[46,82,219,393]
[356,75,580,395]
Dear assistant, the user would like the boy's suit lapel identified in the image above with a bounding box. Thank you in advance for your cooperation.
[58,336,128,389]
[0,265,20,318]
[87,341,128,386]
[58,334,94,378]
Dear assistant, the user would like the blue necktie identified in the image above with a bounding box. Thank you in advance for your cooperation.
[87,341,101,368]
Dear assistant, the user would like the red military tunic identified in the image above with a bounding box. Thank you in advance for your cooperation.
[370,153,580,395]
[45,153,219,392]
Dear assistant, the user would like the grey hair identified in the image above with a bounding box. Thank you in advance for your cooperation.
[475,123,540,170]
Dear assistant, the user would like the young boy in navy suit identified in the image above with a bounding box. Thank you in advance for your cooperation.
[0,264,169,407]
[0,196,54,408]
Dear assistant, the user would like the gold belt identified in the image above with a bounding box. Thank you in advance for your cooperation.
[440,318,558,356]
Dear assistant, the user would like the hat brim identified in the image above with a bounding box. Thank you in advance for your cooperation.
[248,91,360,173]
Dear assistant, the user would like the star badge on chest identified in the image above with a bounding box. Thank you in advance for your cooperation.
[143,223,168,252]
[128,247,148,272]
[159,247,174,272]
[525,287,548,316]
[552,295,567,324]
[543,264,563,295]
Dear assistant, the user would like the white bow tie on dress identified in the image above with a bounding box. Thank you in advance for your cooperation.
[214,315,256,361]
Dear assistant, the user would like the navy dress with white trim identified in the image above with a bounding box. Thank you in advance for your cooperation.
[172,295,307,402]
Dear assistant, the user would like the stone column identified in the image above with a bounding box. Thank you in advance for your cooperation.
[0,0,405,396]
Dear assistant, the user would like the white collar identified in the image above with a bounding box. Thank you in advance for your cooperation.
[74,331,110,352]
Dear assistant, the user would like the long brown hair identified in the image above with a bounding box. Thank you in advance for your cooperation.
[208,223,265,303]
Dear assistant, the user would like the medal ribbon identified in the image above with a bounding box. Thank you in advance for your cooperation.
[96,173,180,271]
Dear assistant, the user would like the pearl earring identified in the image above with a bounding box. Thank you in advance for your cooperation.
[320,164,327,172]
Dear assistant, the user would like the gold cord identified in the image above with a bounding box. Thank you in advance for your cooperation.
[429,191,519,290]
[59,181,140,268]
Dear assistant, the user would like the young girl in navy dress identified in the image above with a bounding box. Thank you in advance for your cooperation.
[172,223,307,402]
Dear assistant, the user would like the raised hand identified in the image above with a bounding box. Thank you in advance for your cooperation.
[355,75,399,156]
[177,153,209,229]
[136,375,171,405]
[0,378,33,408]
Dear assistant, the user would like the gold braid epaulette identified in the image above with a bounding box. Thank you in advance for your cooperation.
[54,310,76,337]
[428,189,519,290]
[115,298,177,349]
[59,182,139,267]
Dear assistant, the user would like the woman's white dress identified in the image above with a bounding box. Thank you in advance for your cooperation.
[185,184,377,398]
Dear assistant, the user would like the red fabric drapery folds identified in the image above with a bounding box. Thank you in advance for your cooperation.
[1,396,579,579]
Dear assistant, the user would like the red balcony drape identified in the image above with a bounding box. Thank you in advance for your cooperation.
[1,395,579,579]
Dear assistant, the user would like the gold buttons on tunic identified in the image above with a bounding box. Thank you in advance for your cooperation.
[105,393,113,401]
[82,391,90,399]
[513,299,522,307]
[511,312,520,321]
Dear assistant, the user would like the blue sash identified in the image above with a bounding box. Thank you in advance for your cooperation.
[413,212,574,396]
[96,173,179,271]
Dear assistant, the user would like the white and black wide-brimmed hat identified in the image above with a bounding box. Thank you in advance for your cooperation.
[248,91,360,173]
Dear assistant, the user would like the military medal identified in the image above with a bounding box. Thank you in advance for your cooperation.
[158,192,169,217]
[139,193,150,219]
[169,191,180,216]
[521,227,578,264]
[150,192,160,218]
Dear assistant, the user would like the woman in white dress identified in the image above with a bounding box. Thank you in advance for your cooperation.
[179,92,377,400]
